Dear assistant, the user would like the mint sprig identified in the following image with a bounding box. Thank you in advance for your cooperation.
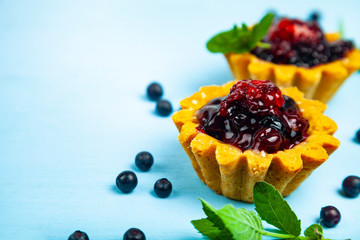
[192,182,346,240]
[206,13,274,54]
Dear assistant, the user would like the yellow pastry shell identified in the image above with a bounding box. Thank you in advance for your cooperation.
[172,80,340,202]
[225,33,360,103]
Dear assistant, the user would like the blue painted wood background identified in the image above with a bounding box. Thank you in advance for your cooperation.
[1,1,359,239]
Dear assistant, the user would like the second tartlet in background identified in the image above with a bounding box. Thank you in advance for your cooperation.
[207,13,360,103]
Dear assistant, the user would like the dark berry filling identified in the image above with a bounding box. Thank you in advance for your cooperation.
[196,80,309,154]
[251,18,354,67]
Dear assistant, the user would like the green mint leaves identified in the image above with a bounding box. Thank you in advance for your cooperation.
[254,181,301,236]
[192,199,263,240]
[206,13,274,54]
[192,182,338,240]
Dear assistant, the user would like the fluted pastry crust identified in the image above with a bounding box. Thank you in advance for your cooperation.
[225,34,360,103]
[173,80,340,202]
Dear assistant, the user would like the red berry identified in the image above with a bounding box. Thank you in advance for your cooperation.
[268,18,323,44]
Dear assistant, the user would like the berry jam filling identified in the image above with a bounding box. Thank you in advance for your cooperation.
[251,18,354,67]
[196,80,309,153]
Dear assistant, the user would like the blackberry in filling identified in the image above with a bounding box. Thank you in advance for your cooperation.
[196,80,309,153]
[251,18,354,67]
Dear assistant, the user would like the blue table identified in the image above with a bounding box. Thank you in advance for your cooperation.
[1,1,359,239]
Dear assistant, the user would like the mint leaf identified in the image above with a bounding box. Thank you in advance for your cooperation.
[217,205,264,240]
[199,198,226,230]
[196,199,264,240]
[251,13,274,48]
[191,218,233,240]
[206,12,274,54]
[253,182,301,237]
[199,199,233,239]
[304,224,324,239]
[206,25,252,54]
[191,218,221,239]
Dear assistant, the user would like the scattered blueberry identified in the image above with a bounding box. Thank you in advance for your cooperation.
[342,175,360,198]
[156,100,173,116]
[147,82,163,101]
[356,129,360,142]
[68,230,89,240]
[320,206,341,228]
[135,151,154,172]
[154,178,172,198]
[116,171,138,193]
[123,228,146,240]
[309,11,320,21]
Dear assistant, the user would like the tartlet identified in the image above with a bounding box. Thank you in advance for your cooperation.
[226,33,360,103]
[172,80,340,202]
[207,14,360,103]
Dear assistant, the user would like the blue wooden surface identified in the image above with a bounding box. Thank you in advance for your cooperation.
[0,1,360,239]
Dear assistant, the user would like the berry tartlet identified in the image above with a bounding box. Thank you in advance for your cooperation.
[172,80,339,202]
[207,14,360,103]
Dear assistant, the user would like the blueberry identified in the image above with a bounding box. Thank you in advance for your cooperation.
[147,82,163,101]
[342,175,360,197]
[356,129,360,142]
[68,230,89,240]
[154,178,172,198]
[309,11,321,21]
[135,151,154,172]
[320,206,341,227]
[123,228,146,240]
[156,100,172,116]
[116,171,138,193]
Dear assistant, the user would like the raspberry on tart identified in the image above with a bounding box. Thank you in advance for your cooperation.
[173,80,339,202]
